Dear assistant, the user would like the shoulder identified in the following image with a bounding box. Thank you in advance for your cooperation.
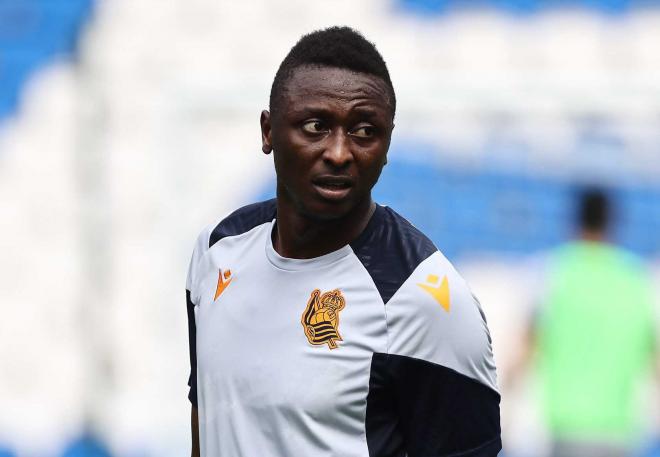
[186,199,276,291]
[352,205,498,391]
[385,248,498,392]
[553,241,648,277]
[609,245,647,273]
[208,198,277,249]
[350,204,437,304]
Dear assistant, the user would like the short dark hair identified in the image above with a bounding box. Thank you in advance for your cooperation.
[269,26,396,117]
[578,188,611,232]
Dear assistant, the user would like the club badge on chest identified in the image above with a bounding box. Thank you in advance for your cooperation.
[301,288,346,349]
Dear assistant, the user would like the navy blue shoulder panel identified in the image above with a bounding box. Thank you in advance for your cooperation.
[350,205,437,304]
[209,199,277,248]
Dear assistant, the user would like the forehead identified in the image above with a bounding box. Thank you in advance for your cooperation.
[278,65,393,116]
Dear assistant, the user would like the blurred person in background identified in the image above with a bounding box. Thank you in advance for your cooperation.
[509,188,657,457]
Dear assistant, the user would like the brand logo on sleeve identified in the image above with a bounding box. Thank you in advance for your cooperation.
[301,289,345,349]
[418,274,450,312]
[213,268,233,301]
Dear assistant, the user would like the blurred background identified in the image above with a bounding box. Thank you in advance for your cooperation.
[1,0,659,456]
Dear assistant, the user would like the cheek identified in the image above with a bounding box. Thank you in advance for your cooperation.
[272,146,316,187]
[273,131,320,169]
[356,150,387,187]
[273,123,317,153]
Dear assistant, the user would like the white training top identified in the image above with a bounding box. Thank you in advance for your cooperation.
[186,200,500,457]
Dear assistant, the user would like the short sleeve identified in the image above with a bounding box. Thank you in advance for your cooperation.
[366,251,501,456]
[186,227,211,408]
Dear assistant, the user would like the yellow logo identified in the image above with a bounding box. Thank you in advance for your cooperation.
[214,269,233,301]
[418,274,450,312]
[301,289,345,349]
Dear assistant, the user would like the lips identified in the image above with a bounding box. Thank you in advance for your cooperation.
[311,175,354,201]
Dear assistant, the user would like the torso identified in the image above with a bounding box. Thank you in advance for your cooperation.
[194,221,386,456]
[187,200,500,457]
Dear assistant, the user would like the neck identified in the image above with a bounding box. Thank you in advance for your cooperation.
[273,197,375,259]
[580,229,606,242]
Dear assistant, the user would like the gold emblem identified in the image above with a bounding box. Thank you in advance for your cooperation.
[301,289,345,349]
[417,274,450,312]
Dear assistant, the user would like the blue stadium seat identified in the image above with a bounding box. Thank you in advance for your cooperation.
[0,0,93,122]
[396,0,659,15]
[357,150,660,260]
[60,432,113,457]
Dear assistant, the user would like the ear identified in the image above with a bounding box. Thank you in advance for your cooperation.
[260,110,273,154]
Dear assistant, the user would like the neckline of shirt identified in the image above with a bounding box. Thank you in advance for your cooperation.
[264,204,385,271]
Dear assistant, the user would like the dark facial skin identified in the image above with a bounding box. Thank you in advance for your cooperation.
[260,65,394,259]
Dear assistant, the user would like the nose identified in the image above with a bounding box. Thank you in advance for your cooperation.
[322,130,353,169]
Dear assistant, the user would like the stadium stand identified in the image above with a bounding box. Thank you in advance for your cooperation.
[0,0,93,120]
[398,0,660,15]
[375,154,660,260]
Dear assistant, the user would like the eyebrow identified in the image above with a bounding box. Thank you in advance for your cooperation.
[350,106,383,118]
[288,105,333,116]
[287,105,388,120]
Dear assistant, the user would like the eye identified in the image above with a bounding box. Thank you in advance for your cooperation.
[351,125,376,138]
[301,120,327,134]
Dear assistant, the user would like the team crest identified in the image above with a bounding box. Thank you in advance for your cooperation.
[301,289,345,349]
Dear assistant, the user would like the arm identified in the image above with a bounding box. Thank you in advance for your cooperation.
[373,253,501,456]
[501,317,537,394]
[191,406,200,457]
[186,227,210,457]
[502,254,547,393]
[187,289,200,456]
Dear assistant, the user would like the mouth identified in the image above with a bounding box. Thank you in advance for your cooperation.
[311,175,354,201]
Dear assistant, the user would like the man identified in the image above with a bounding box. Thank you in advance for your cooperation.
[186,26,500,457]
[510,189,656,457]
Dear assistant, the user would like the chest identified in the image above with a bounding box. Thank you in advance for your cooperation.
[193,246,387,418]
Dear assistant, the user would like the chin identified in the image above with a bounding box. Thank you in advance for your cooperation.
[299,199,356,222]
